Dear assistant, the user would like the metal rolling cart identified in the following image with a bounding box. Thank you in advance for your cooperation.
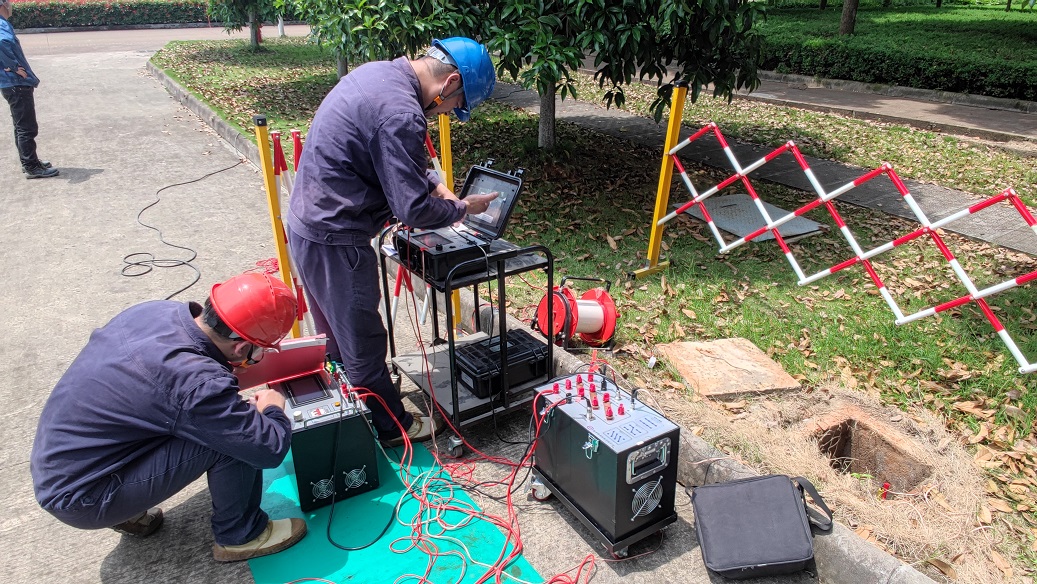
[379,232,554,457]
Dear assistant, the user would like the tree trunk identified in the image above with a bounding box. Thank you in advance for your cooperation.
[248,10,260,50]
[1005,0,1012,10]
[936,0,943,7]
[337,57,349,79]
[882,0,891,6]
[538,87,556,149]
[819,0,828,10]
[839,0,859,35]
[277,15,285,37]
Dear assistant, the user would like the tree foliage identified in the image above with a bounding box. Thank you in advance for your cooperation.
[485,0,766,147]
[284,0,765,149]
[280,0,483,75]
[208,0,280,49]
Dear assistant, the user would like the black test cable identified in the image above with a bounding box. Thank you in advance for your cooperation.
[321,383,397,551]
[425,372,573,502]
[449,232,521,447]
[456,409,537,501]
[420,224,493,374]
[404,221,525,471]
[121,160,244,299]
[467,376,573,501]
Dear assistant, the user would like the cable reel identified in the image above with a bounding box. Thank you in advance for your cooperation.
[533,276,618,350]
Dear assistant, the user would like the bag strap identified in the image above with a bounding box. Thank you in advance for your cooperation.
[794,476,834,532]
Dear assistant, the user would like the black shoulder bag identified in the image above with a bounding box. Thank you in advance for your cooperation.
[690,474,834,580]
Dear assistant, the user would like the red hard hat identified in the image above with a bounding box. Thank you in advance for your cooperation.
[210,272,297,348]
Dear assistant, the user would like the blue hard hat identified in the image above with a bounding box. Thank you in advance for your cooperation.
[432,37,496,122]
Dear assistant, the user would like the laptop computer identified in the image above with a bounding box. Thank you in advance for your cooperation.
[393,164,524,281]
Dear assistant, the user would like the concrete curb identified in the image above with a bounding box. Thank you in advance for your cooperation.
[758,70,1037,115]
[17,22,217,34]
[147,61,260,165]
[16,21,307,35]
[149,60,936,584]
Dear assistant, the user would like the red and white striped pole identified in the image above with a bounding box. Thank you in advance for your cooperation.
[270,130,311,335]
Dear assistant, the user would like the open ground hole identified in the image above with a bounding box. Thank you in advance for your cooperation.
[814,417,932,496]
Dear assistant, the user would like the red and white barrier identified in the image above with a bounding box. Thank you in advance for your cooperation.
[663,123,1037,374]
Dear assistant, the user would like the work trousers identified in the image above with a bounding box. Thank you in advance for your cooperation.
[1,86,41,170]
[287,228,413,439]
[41,437,269,546]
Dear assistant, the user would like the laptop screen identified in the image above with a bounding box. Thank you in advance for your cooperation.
[459,165,523,240]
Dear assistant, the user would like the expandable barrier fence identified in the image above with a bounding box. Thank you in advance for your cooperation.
[656,121,1037,374]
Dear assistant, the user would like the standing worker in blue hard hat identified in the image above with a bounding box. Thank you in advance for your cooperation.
[287,37,498,446]
[30,272,308,562]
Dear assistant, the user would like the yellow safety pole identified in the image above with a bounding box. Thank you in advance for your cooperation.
[632,81,688,280]
[438,113,454,187]
[438,113,463,328]
[253,115,301,338]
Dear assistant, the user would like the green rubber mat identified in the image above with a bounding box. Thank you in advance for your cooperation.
[248,442,541,584]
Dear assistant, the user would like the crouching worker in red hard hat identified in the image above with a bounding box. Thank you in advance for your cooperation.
[29,272,307,562]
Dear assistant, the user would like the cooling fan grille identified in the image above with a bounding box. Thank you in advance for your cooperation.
[311,478,335,500]
[343,465,368,489]
[631,477,663,519]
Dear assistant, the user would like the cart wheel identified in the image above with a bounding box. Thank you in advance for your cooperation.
[611,547,629,559]
[530,479,552,502]
[446,435,464,458]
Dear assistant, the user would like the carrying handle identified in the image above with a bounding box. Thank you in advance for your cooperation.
[559,275,612,292]
[794,476,834,532]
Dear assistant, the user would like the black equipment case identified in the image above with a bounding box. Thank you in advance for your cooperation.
[690,474,833,579]
[454,329,549,399]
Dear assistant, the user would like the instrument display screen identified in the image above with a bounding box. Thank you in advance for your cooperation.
[282,374,330,406]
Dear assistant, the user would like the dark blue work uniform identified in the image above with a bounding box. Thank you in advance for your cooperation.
[287,57,465,438]
[30,301,292,546]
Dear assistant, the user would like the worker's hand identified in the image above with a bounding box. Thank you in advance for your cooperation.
[15,66,27,79]
[431,182,459,201]
[251,389,286,412]
[463,192,500,215]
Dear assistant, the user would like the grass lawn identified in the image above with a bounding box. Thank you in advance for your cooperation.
[761,5,1037,63]
[151,36,1037,576]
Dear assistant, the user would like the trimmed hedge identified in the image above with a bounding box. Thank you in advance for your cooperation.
[761,35,1037,102]
[8,1,209,28]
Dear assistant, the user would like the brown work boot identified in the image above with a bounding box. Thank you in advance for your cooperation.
[111,508,164,537]
[212,518,307,563]
[384,415,437,447]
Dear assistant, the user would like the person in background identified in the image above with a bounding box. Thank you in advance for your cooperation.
[31,272,308,562]
[287,37,498,446]
[0,0,57,179]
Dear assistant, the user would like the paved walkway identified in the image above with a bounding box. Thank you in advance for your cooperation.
[749,71,1037,144]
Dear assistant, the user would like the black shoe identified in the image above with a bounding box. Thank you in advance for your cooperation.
[24,164,59,179]
[111,508,164,538]
[39,160,52,169]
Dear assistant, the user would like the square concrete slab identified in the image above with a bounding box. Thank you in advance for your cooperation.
[685,193,824,242]
[658,337,800,399]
